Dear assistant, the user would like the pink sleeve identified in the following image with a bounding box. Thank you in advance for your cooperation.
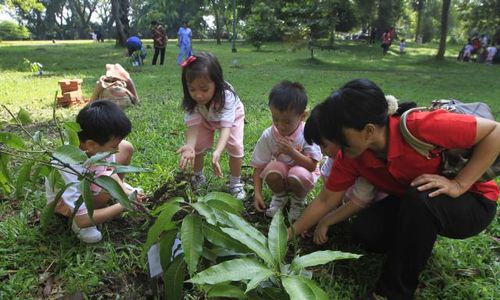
[184,111,202,127]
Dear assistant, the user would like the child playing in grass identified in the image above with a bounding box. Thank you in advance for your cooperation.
[177,52,246,200]
[252,81,322,220]
[45,100,144,243]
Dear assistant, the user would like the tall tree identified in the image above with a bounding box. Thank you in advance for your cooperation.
[412,0,425,42]
[436,0,451,60]
[111,0,129,46]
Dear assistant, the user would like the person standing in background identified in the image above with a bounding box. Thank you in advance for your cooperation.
[177,21,192,65]
[151,21,167,66]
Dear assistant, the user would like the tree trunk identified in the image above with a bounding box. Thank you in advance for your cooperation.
[415,1,424,42]
[436,0,451,60]
[111,0,129,47]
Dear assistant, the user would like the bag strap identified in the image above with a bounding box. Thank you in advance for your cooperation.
[399,107,437,159]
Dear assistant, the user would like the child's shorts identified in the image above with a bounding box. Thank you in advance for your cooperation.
[194,115,244,158]
[261,160,320,192]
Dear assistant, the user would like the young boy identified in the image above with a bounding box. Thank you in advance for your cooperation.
[45,100,143,243]
[251,81,322,220]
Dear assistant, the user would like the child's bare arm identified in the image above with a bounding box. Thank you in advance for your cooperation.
[289,150,317,172]
[74,203,125,228]
[212,127,231,177]
[253,168,266,211]
[177,125,200,169]
[290,186,345,237]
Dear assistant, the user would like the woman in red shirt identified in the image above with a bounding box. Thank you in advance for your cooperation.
[293,79,499,299]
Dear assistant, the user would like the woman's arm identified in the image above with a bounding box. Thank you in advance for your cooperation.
[412,117,500,197]
[290,186,345,236]
[314,199,364,244]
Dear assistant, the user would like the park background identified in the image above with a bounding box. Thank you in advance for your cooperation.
[1,0,499,299]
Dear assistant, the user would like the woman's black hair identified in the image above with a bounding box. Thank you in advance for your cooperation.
[304,104,323,146]
[268,81,307,114]
[181,52,234,113]
[310,79,418,149]
[76,100,132,145]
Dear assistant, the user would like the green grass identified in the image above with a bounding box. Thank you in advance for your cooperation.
[0,39,499,299]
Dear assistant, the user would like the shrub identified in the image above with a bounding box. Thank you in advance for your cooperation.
[0,21,30,40]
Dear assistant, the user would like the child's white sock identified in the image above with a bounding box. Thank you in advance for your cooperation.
[274,191,287,197]
[229,175,241,187]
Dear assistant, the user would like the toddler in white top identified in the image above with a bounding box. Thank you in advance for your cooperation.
[486,44,497,65]
[177,52,246,200]
[251,81,322,220]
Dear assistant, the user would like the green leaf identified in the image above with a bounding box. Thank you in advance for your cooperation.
[201,247,218,262]
[268,209,287,265]
[94,176,132,210]
[0,132,25,149]
[64,121,81,133]
[143,201,180,255]
[202,223,250,254]
[200,192,244,213]
[207,283,247,299]
[0,153,10,182]
[164,255,186,300]
[151,197,184,216]
[111,165,147,175]
[282,275,328,300]
[52,145,87,165]
[159,230,179,274]
[63,123,80,147]
[224,212,267,245]
[181,215,203,276]
[83,152,113,167]
[206,199,240,215]
[17,108,32,125]
[290,250,361,272]
[189,258,272,285]
[191,202,217,225]
[32,131,42,143]
[221,227,274,267]
[79,179,94,222]
[15,161,32,200]
[245,268,274,293]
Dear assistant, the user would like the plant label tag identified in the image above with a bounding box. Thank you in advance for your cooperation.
[147,238,184,278]
[147,243,162,278]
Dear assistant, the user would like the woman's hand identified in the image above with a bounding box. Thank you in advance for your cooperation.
[177,145,195,170]
[212,150,223,177]
[313,221,329,245]
[254,193,266,212]
[411,174,465,198]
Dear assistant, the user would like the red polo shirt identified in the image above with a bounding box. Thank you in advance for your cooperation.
[326,110,499,201]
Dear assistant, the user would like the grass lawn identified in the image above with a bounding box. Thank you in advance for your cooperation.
[0,39,498,299]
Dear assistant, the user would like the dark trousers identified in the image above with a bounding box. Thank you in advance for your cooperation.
[152,47,165,65]
[352,188,496,299]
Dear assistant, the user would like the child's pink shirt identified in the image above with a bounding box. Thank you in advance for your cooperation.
[184,88,244,129]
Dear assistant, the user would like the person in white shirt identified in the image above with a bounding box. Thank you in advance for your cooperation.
[486,43,497,65]
[251,81,322,220]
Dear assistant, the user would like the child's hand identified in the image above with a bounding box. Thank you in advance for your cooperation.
[276,137,295,156]
[313,221,329,245]
[177,145,195,170]
[254,193,266,212]
[211,150,223,177]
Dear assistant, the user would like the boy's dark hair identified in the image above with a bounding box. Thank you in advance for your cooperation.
[151,20,158,26]
[76,100,132,145]
[181,52,235,113]
[268,80,307,115]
